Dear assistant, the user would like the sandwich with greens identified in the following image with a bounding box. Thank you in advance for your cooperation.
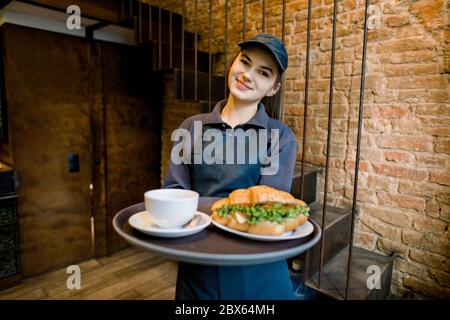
[211,185,310,236]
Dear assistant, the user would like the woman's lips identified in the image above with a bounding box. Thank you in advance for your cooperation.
[236,79,252,90]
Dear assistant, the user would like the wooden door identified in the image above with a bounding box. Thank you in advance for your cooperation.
[1,24,93,277]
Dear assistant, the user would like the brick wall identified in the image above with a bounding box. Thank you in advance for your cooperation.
[155,0,449,298]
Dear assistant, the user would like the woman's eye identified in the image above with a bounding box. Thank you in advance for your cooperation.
[240,59,249,65]
[260,71,269,77]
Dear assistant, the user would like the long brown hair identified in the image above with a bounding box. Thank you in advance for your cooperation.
[261,72,283,120]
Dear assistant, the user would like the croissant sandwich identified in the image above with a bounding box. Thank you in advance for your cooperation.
[211,185,310,236]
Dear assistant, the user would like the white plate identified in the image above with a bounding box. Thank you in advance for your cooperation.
[211,219,314,241]
[128,211,211,238]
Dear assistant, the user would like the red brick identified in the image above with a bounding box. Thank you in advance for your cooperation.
[368,29,394,41]
[309,79,329,91]
[425,90,450,103]
[381,38,435,53]
[425,198,441,218]
[377,191,426,211]
[415,104,450,116]
[395,257,429,279]
[344,159,370,171]
[423,126,450,137]
[333,104,350,118]
[402,229,424,248]
[363,204,411,227]
[378,136,433,152]
[372,163,429,181]
[396,24,426,38]
[377,238,409,255]
[403,275,444,299]
[435,138,450,154]
[307,92,322,104]
[374,105,410,118]
[417,118,450,134]
[398,181,435,199]
[355,75,386,93]
[367,175,392,191]
[289,55,302,67]
[436,190,450,206]
[384,150,414,163]
[359,147,385,162]
[423,235,450,257]
[364,119,391,133]
[416,155,446,168]
[345,187,377,203]
[342,36,359,48]
[396,117,422,134]
[410,0,445,31]
[286,1,308,11]
[382,2,401,14]
[292,80,306,91]
[332,119,348,132]
[413,215,448,234]
[409,249,449,271]
[384,64,441,77]
[347,132,376,147]
[430,172,450,186]
[385,15,410,27]
[311,5,333,18]
[354,231,377,250]
[381,50,435,64]
[387,76,447,90]
[360,215,402,241]
[306,141,323,155]
[284,105,304,117]
[335,50,355,63]
[340,0,356,11]
[446,29,450,73]
[428,268,450,288]
[284,91,302,104]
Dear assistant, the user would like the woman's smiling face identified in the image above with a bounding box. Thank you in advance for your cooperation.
[228,46,281,104]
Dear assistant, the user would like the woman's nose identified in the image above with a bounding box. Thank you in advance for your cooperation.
[241,71,252,82]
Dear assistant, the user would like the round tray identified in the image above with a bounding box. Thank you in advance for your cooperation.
[113,197,322,266]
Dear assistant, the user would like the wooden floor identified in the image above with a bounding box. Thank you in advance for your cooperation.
[0,247,178,300]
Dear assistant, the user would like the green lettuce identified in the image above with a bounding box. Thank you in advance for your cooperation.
[217,202,310,225]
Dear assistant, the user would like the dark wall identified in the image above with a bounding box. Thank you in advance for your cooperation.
[1,24,93,277]
[101,41,163,253]
[0,23,162,277]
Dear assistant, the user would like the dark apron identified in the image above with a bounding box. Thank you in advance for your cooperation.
[175,125,295,300]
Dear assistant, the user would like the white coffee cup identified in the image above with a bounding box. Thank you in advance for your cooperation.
[144,189,199,229]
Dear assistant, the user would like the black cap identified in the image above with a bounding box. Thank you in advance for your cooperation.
[238,33,288,73]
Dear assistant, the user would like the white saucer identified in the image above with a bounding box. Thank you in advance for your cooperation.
[211,219,314,241]
[128,211,211,238]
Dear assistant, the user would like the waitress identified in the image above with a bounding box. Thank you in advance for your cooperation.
[163,33,298,300]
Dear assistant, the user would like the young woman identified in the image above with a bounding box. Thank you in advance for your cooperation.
[163,33,298,300]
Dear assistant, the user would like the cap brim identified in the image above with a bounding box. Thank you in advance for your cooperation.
[238,40,286,72]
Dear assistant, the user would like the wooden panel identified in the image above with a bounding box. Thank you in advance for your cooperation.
[89,41,108,258]
[24,0,121,23]
[0,31,12,164]
[100,42,162,253]
[2,24,93,277]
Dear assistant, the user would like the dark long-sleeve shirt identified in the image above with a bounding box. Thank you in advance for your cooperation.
[162,99,298,195]
[163,99,299,299]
